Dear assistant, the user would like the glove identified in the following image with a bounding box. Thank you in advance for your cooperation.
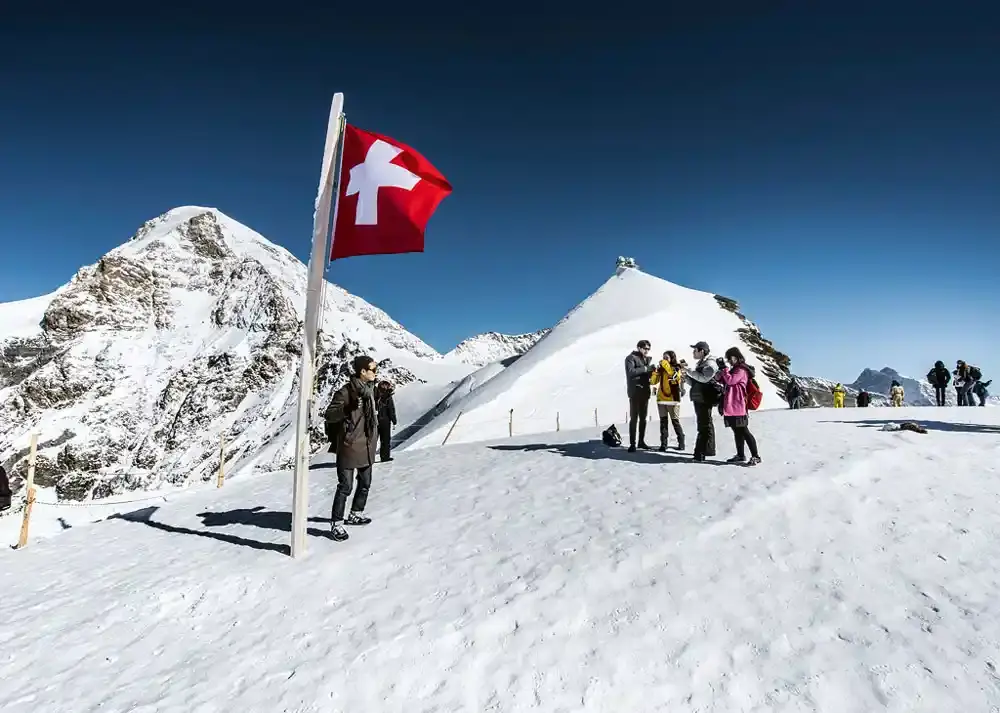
[715,358,725,370]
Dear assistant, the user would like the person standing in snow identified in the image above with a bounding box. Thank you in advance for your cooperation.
[926,361,951,406]
[831,383,846,408]
[785,378,804,409]
[954,361,975,406]
[650,350,685,451]
[374,380,398,462]
[624,340,656,452]
[967,364,984,405]
[889,380,904,407]
[973,378,992,407]
[856,389,871,407]
[683,341,720,462]
[716,347,762,466]
[324,355,379,542]
[0,465,11,511]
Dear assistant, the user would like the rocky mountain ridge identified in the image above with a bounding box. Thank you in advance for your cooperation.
[444,329,550,367]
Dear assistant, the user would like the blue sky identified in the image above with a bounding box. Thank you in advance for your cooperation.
[1,3,997,383]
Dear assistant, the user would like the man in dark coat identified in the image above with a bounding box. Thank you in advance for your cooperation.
[324,355,379,542]
[856,390,871,408]
[683,341,719,462]
[375,380,398,462]
[0,465,11,511]
[624,340,656,452]
[926,361,951,406]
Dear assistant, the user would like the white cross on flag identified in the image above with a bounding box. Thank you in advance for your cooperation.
[331,124,452,260]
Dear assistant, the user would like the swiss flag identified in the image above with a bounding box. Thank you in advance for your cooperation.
[331,124,452,260]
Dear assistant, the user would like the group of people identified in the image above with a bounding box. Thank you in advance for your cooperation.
[784,359,991,409]
[322,356,398,542]
[927,360,991,407]
[624,339,763,466]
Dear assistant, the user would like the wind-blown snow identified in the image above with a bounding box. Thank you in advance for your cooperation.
[403,267,786,450]
[3,406,1000,711]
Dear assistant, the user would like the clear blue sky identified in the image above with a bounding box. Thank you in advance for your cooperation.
[1,3,997,383]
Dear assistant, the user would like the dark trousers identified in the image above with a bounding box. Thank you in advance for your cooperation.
[657,404,685,447]
[934,386,947,406]
[693,402,716,458]
[964,384,977,406]
[377,421,392,460]
[628,395,650,446]
[331,465,372,523]
[732,426,759,459]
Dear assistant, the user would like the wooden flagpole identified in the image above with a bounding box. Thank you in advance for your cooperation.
[291,93,346,559]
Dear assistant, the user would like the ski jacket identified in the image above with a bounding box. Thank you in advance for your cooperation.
[650,360,682,404]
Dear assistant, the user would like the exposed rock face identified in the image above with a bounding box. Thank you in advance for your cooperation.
[0,207,443,504]
[714,295,794,396]
[445,330,550,367]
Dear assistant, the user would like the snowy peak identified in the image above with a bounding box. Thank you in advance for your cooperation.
[446,330,549,367]
[403,267,796,449]
[0,207,455,506]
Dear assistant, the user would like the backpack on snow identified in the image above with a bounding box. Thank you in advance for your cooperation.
[602,424,623,447]
[746,376,763,411]
[969,365,982,381]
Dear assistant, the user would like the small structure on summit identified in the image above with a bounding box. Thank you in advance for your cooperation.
[615,256,639,273]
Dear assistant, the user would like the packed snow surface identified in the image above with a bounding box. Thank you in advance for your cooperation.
[5,406,1000,712]
[404,267,785,450]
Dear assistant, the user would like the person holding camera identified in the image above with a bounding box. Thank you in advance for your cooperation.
[683,341,720,462]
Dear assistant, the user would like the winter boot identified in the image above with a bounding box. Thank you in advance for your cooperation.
[746,456,762,467]
[345,512,372,526]
[726,455,746,465]
[331,523,349,541]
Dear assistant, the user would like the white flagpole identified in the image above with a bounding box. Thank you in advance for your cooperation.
[291,92,345,559]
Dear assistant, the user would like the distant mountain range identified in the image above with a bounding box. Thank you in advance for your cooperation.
[793,366,996,407]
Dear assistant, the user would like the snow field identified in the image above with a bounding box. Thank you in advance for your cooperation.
[4,406,1000,712]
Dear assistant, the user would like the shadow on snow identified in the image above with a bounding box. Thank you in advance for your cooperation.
[820,419,1000,435]
[110,505,334,556]
[490,440,694,464]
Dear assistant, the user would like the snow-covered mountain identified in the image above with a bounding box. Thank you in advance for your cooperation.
[0,207,472,504]
[445,329,549,367]
[792,366,997,407]
[790,375,890,408]
[402,265,795,449]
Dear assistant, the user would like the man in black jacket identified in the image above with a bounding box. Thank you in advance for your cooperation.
[624,340,656,452]
[926,361,950,406]
[683,341,719,462]
[0,465,11,511]
[856,390,871,408]
[375,380,397,462]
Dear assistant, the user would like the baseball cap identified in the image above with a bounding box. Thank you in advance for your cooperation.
[691,341,710,353]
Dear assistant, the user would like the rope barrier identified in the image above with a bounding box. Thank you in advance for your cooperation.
[33,494,169,508]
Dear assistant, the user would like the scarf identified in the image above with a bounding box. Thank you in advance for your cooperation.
[350,377,377,438]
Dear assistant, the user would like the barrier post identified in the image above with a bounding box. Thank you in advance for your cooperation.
[508,409,514,438]
[16,433,39,550]
[441,410,464,446]
[594,408,599,427]
[217,435,226,488]
[556,411,560,432]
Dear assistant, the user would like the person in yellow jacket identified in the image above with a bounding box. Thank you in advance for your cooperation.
[650,350,686,451]
[831,383,846,408]
[890,380,904,407]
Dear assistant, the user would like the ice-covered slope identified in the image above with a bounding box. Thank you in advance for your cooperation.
[4,407,1000,712]
[445,329,549,366]
[0,207,471,505]
[403,266,792,449]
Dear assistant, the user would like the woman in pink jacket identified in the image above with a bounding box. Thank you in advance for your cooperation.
[715,347,762,466]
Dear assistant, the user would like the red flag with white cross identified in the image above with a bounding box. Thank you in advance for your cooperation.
[330,124,452,260]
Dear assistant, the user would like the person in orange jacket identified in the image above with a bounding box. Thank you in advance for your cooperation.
[650,350,686,451]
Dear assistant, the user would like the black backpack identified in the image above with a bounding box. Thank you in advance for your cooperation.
[969,365,982,381]
[602,424,623,447]
[704,380,725,408]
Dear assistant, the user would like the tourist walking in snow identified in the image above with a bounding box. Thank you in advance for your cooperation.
[374,380,397,462]
[890,380,904,407]
[0,465,11,511]
[324,355,379,542]
[650,350,685,451]
[926,361,951,406]
[683,341,719,462]
[831,383,846,408]
[624,340,656,452]
[716,347,762,466]
[856,389,871,407]
[973,378,991,407]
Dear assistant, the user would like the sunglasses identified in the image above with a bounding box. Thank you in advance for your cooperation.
[365,365,378,374]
